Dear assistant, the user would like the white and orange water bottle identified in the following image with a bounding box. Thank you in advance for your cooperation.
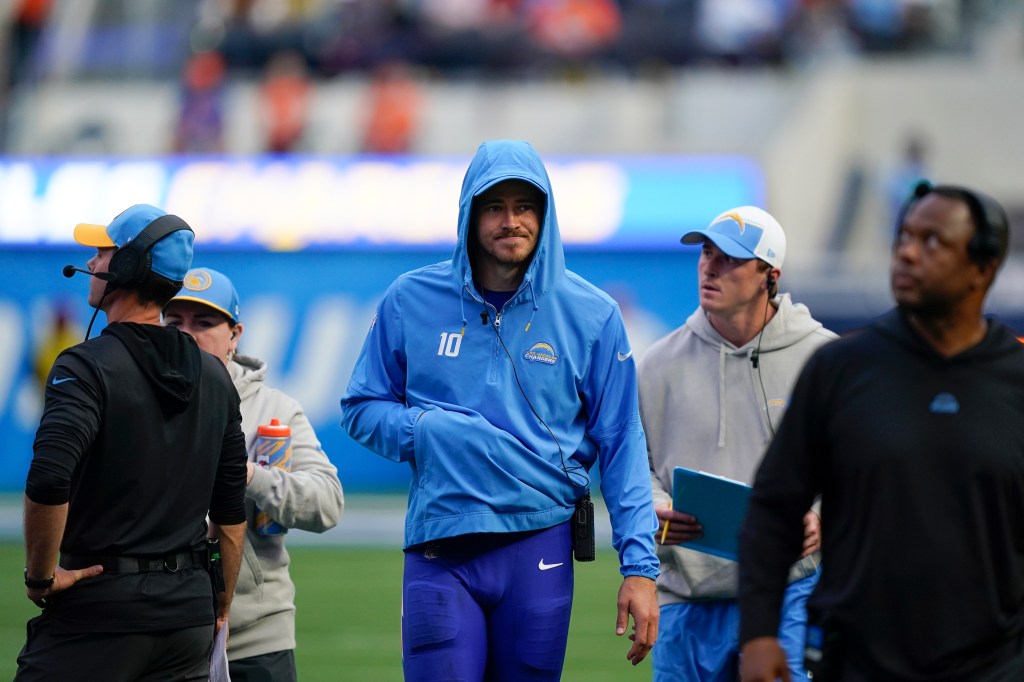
[253,418,292,535]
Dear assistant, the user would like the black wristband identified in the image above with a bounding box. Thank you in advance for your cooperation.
[24,568,55,590]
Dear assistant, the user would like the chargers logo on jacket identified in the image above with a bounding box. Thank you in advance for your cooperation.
[524,342,558,365]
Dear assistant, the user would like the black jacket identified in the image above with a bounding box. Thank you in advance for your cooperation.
[27,322,246,632]
[739,309,1024,681]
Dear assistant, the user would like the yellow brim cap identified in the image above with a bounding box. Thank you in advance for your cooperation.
[73,223,116,247]
[167,295,236,322]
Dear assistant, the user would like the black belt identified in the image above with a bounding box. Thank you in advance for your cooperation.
[59,551,208,574]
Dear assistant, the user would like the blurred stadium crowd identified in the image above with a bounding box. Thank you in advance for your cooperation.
[186,0,984,75]
[1,0,1007,86]
[1,0,1015,160]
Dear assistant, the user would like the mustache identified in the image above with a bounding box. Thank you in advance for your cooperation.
[495,229,531,238]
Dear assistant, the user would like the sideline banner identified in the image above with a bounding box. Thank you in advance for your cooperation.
[0,155,762,250]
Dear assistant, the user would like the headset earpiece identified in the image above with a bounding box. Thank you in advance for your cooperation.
[961,190,1007,266]
[105,215,193,289]
[107,240,147,284]
[897,182,1008,269]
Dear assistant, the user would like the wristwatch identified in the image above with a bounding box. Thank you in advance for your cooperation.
[24,568,55,590]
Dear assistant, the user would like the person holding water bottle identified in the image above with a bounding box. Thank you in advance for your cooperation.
[163,267,344,682]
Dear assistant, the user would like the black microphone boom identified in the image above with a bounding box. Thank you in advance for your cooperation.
[62,265,116,343]
[63,265,115,281]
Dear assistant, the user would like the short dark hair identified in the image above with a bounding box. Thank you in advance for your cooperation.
[896,181,1010,270]
[133,271,183,308]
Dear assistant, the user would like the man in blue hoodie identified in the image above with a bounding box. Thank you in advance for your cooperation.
[341,140,659,680]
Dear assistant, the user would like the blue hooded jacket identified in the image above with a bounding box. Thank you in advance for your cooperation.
[341,140,658,579]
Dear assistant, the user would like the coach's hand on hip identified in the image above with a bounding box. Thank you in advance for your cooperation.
[26,564,104,608]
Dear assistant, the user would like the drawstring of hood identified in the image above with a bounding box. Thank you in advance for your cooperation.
[524,280,538,332]
[717,343,727,448]
[460,276,539,333]
[686,296,831,451]
[451,140,567,340]
[460,283,469,335]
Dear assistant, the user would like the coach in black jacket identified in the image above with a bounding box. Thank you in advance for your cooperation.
[738,184,1024,682]
[17,204,248,681]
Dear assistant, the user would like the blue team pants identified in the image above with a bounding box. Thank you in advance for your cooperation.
[653,569,819,682]
[402,522,574,682]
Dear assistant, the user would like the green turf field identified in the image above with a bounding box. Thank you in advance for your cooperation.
[0,543,654,681]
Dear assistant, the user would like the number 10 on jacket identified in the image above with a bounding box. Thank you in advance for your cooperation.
[253,418,292,535]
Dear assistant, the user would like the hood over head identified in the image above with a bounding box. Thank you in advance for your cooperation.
[453,140,565,297]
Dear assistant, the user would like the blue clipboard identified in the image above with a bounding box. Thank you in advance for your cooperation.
[672,466,752,561]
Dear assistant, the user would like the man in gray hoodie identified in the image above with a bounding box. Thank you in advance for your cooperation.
[638,206,836,681]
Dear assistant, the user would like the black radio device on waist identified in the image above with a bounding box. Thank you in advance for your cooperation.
[572,492,595,562]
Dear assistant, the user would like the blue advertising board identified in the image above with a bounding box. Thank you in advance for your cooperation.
[2,247,700,492]
[0,155,762,250]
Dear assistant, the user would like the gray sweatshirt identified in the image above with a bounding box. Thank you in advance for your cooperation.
[227,354,344,661]
[638,294,836,603]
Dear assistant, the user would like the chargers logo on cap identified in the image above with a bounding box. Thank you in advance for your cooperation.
[523,342,558,365]
[715,212,747,234]
[184,269,214,292]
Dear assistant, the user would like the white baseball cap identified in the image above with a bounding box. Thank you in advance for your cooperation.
[681,205,786,269]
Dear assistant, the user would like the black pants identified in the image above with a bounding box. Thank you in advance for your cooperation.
[228,649,297,682]
[836,637,1024,682]
[15,613,213,681]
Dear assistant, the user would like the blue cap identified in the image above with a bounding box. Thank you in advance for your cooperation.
[73,204,195,282]
[168,268,241,323]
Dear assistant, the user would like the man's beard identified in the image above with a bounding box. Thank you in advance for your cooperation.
[469,228,538,269]
[895,292,954,319]
[491,246,534,266]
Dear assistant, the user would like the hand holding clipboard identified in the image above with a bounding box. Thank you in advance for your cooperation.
[655,502,703,546]
[666,466,752,561]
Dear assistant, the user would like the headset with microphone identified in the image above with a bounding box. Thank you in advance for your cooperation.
[63,213,193,340]
[62,265,116,281]
[751,270,778,436]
